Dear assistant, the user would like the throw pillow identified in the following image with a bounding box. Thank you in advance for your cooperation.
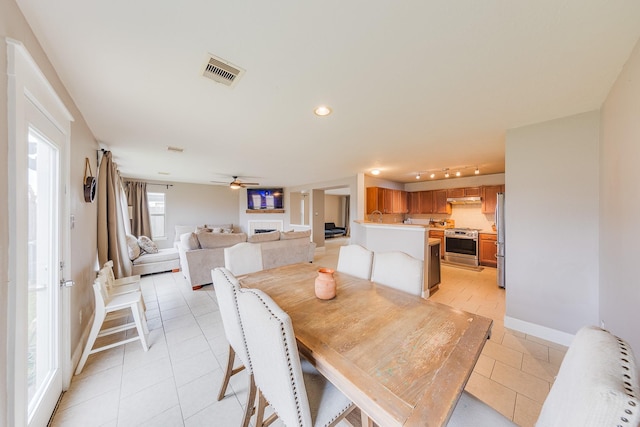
[180,232,201,250]
[206,223,233,233]
[138,236,159,254]
[126,234,141,260]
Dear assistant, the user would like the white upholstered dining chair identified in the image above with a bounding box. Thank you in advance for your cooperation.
[448,326,640,427]
[337,244,374,280]
[224,242,264,277]
[75,275,148,374]
[235,286,356,427]
[211,268,256,427]
[371,251,424,296]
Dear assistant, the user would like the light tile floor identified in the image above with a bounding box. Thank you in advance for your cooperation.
[51,238,566,427]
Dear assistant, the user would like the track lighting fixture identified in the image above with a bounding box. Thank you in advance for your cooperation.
[415,165,481,180]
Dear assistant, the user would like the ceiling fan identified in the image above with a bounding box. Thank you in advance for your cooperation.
[211,176,260,189]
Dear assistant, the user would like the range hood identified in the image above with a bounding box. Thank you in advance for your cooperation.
[447,196,482,204]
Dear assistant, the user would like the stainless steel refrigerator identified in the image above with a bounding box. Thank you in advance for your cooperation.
[495,192,506,288]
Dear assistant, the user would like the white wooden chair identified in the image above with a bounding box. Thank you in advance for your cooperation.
[224,242,264,277]
[75,275,149,375]
[236,286,355,427]
[336,244,374,280]
[371,251,424,296]
[448,326,640,427]
[211,268,256,427]
[100,261,145,311]
[103,259,141,287]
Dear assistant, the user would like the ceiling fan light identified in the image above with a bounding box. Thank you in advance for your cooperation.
[475,167,480,175]
[229,182,242,189]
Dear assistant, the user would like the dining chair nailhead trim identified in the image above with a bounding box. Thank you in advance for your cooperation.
[250,290,305,426]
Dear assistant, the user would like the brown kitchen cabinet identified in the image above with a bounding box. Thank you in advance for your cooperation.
[429,229,445,259]
[479,233,497,267]
[432,189,452,214]
[419,191,434,214]
[481,185,505,214]
[447,187,481,198]
[366,187,408,214]
[408,191,420,214]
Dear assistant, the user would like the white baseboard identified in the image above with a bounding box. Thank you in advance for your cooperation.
[67,311,95,385]
[504,316,575,347]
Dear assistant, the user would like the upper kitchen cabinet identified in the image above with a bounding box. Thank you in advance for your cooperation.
[366,187,408,214]
[432,190,452,214]
[408,192,421,214]
[419,191,434,214]
[481,185,505,214]
[447,187,481,197]
[408,190,433,214]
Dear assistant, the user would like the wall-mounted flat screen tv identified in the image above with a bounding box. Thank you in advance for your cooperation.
[247,188,284,210]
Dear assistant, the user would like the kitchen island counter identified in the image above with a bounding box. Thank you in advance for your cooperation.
[352,221,442,297]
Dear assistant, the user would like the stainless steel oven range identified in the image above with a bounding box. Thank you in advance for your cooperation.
[444,228,479,267]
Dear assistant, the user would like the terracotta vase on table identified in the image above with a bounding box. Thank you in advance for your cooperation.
[315,268,336,300]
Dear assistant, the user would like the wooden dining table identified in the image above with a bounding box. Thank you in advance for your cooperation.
[239,262,493,427]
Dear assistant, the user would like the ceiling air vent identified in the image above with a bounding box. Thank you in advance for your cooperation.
[202,54,244,87]
[167,146,184,153]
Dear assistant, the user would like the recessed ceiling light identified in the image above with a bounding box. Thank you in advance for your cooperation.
[314,105,332,116]
[371,169,380,176]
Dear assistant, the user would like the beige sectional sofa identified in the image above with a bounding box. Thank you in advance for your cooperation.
[176,227,316,289]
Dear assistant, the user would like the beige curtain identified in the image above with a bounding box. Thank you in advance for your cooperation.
[124,181,152,238]
[97,151,132,278]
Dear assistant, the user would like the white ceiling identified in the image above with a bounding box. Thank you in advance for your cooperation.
[16,1,640,187]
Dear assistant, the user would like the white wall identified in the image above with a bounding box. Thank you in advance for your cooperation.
[600,38,640,356]
[150,182,239,247]
[324,194,344,226]
[504,111,600,343]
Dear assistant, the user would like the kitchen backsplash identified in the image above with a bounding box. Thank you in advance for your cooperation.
[407,204,495,231]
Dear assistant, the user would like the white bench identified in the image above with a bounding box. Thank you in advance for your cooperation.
[448,326,639,427]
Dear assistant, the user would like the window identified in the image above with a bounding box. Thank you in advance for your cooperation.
[148,192,166,239]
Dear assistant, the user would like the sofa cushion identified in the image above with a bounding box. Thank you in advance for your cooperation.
[198,232,247,249]
[132,248,180,265]
[126,234,141,260]
[180,232,201,250]
[280,230,311,240]
[248,231,280,243]
[138,235,159,254]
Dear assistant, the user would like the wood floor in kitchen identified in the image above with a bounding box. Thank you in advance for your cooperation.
[51,237,566,427]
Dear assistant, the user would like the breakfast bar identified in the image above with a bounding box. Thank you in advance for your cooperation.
[352,221,442,297]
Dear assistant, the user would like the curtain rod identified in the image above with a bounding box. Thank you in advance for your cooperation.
[123,178,174,189]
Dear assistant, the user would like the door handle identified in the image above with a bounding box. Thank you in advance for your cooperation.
[60,279,75,288]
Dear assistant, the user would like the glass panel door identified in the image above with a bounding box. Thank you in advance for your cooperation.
[27,127,61,425]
